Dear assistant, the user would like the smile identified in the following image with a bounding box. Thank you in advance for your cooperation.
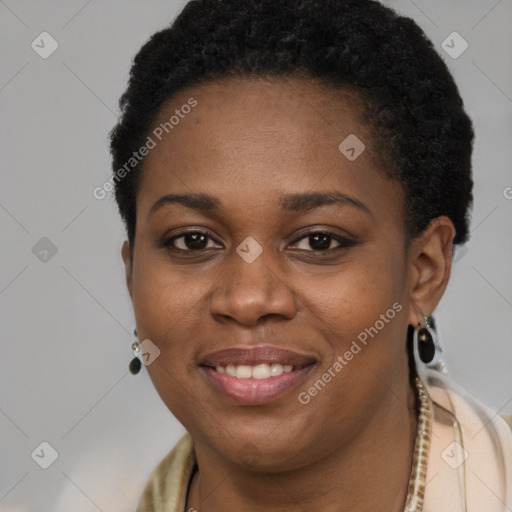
[215,363,294,379]
[200,345,317,404]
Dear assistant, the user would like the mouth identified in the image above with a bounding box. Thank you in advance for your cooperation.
[200,346,317,405]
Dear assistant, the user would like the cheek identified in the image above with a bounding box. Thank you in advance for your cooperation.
[131,243,203,328]
[299,250,409,414]
[130,251,210,418]
[303,252,407,344]
[130,248,211,388]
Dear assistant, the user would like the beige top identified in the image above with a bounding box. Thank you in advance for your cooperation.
[136,370,512,512]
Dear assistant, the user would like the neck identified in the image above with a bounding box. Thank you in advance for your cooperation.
[186,377,418,512]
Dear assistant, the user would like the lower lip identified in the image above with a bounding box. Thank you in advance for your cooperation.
[201,365,315,405]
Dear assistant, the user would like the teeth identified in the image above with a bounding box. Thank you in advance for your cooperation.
[215,363,296,379]
[252,364,270,379]
[235,365,252,379]
[270,363,283,376]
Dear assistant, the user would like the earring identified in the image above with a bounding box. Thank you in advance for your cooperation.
[414,314,436,364]
[129,328,142,375]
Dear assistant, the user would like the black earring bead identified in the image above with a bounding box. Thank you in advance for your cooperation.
[418,327,435,364]
[129,357,141,375]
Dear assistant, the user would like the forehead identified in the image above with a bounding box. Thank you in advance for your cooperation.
[147,75,374,160]
[136,76,402,224]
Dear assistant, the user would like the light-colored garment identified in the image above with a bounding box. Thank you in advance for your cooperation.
[136,369,512,512]
[420,369,512,511]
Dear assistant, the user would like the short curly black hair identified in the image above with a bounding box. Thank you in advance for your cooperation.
[109,0,474,253]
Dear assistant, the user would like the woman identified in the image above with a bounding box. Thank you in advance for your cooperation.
[109,0,512,510]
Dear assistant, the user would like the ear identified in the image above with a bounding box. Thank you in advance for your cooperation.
[407,216,455,326]
[121,241,133,300]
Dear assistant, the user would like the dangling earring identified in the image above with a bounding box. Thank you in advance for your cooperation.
[414,314,436,364]
[129,327,142,375]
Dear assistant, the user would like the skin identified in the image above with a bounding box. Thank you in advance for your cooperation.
[121,76,455,512]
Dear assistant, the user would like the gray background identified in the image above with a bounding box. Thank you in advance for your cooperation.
[0,1,511,510]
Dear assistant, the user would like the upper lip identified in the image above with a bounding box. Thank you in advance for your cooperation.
[201,345,317,368]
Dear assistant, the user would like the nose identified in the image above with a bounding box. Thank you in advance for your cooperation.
[209,243,297,327]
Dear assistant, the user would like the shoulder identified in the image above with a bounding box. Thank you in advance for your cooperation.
[422,370,512,510]
[422,369,512,441]
[136,433,196,512]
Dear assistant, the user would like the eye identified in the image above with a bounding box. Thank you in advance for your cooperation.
[162,230,222,252]
[289,230,357,252]
[160,228,358,255]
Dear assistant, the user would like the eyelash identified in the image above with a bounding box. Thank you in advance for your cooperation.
[161,229,358,255]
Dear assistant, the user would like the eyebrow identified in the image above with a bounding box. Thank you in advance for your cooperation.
[148,191,372,218]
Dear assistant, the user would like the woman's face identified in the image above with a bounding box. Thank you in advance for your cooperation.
[123,76,420,470]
